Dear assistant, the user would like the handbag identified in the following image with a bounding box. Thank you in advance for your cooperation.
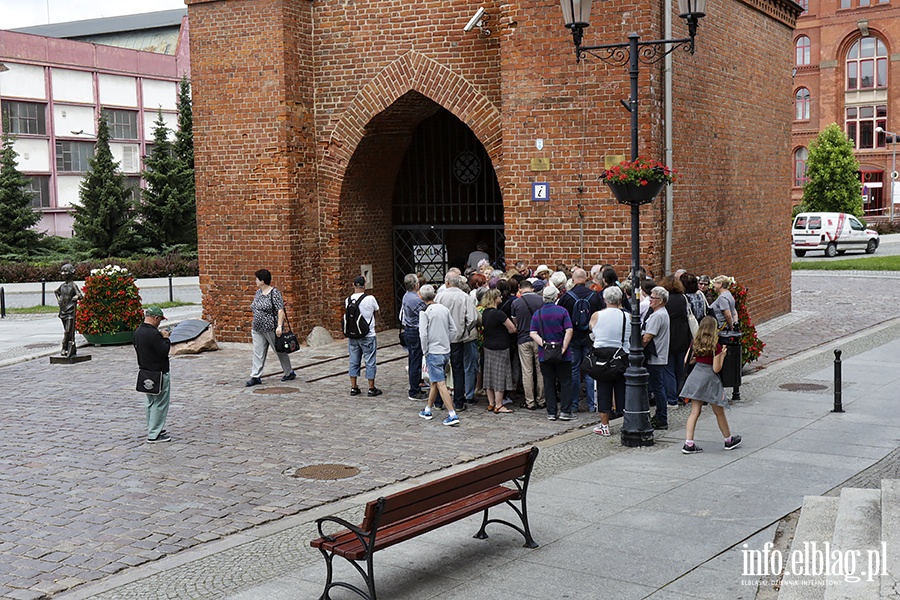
[536,306,564,363]
[581,311,628,381]
[687,303,699,338]
[270,292,300,354]
[136,368,163,395]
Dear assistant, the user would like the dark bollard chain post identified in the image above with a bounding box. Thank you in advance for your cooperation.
[0,286,5,318]
[41,278,46,306]
[168,274,174,303]
[832,349,843,413]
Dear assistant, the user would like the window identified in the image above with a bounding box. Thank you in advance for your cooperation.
[795,88,811,120]
[1,101,47,135]
[25,176,50,208]
[797,0,808,11]
[796,36,811,66]
[859,0,871,5]
[125,176,142,203]
[794,147,809,187]
[846,105,887,149]
[101,108,138,140]
[808,216,821,230]
[56,141,95,172]
[841,0,851,7]
[794,216,808,229]
[849,216,865,231]
[847,37,888,91]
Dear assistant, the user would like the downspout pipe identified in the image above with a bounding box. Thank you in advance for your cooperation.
[664,0,674,274]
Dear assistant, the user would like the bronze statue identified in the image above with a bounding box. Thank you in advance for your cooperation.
[55,264,84,358]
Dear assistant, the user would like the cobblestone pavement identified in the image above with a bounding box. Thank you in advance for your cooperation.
[1,271,898,599]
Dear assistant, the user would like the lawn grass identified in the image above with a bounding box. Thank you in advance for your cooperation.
[6,301,196,315]
[792,255,900,270]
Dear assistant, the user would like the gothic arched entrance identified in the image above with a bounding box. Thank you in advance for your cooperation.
[392,107,504,319]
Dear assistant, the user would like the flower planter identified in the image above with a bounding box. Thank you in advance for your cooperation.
[83,331,135,346]
[606,179,666,205]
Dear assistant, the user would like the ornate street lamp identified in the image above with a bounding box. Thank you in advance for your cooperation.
[560,0,707,447]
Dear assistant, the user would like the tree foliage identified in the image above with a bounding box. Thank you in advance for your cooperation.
[139,77,196,250]
[801,123,863,217]
[0,132,42,254]
[72,116,139,257]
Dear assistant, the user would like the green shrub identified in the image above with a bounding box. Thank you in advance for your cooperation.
[0,253,199,283]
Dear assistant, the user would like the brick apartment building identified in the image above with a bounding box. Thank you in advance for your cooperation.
[186,0,803,341]
[791,0,900,217]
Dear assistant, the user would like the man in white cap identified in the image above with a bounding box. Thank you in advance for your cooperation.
[134,306,172,443]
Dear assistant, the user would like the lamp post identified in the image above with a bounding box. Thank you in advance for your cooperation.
[875,126,897,221]
[559,0,707,447]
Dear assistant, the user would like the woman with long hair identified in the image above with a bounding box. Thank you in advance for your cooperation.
[681,316,742,454]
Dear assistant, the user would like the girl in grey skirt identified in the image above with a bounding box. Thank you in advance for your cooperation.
[681,317,742,454]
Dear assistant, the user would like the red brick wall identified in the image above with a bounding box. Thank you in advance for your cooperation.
[187,0,797,341]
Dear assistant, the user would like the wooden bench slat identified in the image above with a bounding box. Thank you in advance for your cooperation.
[312,485,518,560]
[363,450,532,530]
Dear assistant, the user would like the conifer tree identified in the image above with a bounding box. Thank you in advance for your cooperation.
[0,132,42,254]
[72,116,138,257]
[801,123,863,217]
[172,76,196,248]
[139,110,180,249]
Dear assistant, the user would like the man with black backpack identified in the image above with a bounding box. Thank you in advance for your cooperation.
[343,275,382,397]
[557,267,605,412]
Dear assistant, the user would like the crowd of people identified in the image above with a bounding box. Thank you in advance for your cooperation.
[392,253,743,451]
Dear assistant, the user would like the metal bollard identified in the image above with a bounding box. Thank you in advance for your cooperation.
[41,278,46,306]
[832,349,843,413]
[168,274,174,303]
[0,287,5,318]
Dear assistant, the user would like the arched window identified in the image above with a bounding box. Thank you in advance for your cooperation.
[795,88,811,120]
[796,36,811,66]
[847,36,888,90]
[794,147,809,187]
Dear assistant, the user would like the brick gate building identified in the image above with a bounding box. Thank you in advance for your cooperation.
[186,0,802,341]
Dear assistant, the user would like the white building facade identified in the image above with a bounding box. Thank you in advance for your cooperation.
[0,22,188,236]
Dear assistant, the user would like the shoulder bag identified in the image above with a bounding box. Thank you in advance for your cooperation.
[581,311,628,381]
[134,336,163,395]
[687,299,699,338]
[270,291,300,354]
[536,306,564,363]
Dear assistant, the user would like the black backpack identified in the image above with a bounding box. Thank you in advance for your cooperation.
[567,290,594,332]
[342,293,370,339]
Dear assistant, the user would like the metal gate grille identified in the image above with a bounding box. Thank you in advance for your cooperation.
[392,109,505,322]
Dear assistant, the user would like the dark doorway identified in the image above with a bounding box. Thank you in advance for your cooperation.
[392,108,504,318]
[860,169,885,217]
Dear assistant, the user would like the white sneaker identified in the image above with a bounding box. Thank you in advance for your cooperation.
[593,424,611,437]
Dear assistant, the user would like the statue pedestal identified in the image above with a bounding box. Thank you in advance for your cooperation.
[50,355,92,365]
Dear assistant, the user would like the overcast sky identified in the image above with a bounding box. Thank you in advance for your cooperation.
[2,0,187,29]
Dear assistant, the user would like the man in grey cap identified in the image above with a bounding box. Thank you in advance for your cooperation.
[134,306,173,443]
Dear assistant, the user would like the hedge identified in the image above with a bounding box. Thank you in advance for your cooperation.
[0,255,198,283]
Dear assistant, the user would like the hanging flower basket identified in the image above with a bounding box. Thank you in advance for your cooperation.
[605,180,667,205]
[600,157,676,206]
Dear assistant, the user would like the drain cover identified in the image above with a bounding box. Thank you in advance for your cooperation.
[292,464,360,480]
[780,383,827,392]
[253,387,299,394]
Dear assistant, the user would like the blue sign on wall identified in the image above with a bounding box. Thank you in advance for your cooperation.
[532,182,549,202]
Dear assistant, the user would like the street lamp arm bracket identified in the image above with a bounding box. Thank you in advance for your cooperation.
[577,37,695,65]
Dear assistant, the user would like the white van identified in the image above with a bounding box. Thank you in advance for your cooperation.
[792,212,879,257]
